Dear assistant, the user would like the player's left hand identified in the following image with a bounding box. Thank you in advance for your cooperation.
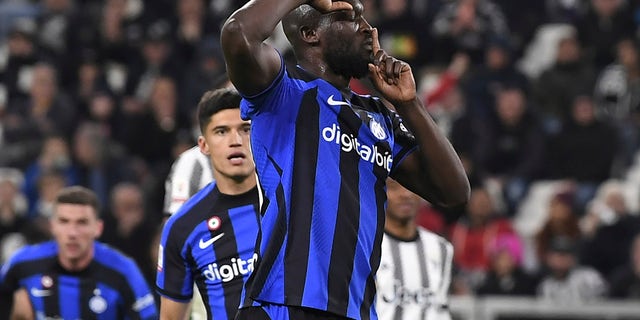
[367,28,416,104]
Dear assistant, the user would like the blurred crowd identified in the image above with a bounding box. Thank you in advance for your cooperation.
[2,0,640,305]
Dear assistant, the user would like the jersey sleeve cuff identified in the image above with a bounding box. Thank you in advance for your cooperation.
[155,287,192,303]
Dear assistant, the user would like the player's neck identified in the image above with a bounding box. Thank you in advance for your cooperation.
[216,176,257,196]
[298,59,351,90]
[59,247,94,272]
[384,219,418,241]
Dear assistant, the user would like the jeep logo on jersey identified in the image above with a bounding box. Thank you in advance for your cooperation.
[207,216,221,231]
[381,280,434,306]
[369,118,387,140]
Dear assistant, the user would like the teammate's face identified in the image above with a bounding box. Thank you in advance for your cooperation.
[199,108,254,183]
[385,179,421,223]
[320,1,373,79]
[51,203,103,268]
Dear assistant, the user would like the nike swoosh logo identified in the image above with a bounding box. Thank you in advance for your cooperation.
[30,288,51,297]
[198,233,225,249]
[327,95,350,106]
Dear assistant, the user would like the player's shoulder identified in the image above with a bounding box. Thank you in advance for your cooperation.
[173,146,209,168]
[417,227,452,248]
[5,241,57,266]
[93,242,139,272]
[165,182,217,228]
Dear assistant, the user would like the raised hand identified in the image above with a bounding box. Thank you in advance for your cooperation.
[308,0,353,12]
[367,28,416,104]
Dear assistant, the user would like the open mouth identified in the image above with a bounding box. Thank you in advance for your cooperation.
[228,152,246,164]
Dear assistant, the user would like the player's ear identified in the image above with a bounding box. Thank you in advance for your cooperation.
[198,136,210,155]
[95,219,104,238]
[300,26,320,45]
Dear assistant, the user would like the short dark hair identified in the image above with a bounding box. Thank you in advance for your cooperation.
[197,88,242,134]
[55,186,101,217]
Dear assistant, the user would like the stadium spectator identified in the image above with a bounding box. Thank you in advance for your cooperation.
[22,134,78,216]
[478,84,545,215]
[575,0,635,70]
[100,182,156,287]
[535,190,582,263]
[609,233,640,299]
[431,0,509,64]
[582,182,640,278]
[545,95,618,209]
[450,187,515,290]
[477,233,538,296]
[537,235,607,303]
[532,30,596,132]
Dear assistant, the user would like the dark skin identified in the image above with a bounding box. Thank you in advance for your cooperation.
[221,0,469,207]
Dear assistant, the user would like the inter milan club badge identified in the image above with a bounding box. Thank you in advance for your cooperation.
[207,216,222,231]
[89,289,107,314]
[369,118,387,140]
[41,275,53,288]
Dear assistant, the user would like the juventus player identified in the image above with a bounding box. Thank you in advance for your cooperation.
[377,178,453,320]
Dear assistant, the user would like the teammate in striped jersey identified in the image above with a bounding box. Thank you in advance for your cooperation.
[376,178,453,320]
[0,186,157,319]
[156,88,260,320]
[221,0,470,319]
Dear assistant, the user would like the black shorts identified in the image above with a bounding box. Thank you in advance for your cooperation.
[235,304,350,320]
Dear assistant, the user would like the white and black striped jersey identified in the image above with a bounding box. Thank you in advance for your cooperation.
[163,146,214,216]
[376,227,454,320]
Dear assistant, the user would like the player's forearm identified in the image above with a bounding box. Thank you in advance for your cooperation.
[223,0,305,44]
[394,98,470,206]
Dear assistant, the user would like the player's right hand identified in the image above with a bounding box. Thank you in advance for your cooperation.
[308,0,353,13]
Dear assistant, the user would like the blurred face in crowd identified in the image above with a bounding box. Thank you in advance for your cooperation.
[632,235,640,274]
[90,94,116,121]
[496,88,525,126]
[592,0,621,18]
[486,46,508,70]
[111,183,145,232]
[385,178,421,224]
[571,96,595,126]
[617,39,639,68]
[51,202,103,270]
[178,0,204,20]
[150,77,177,117]
[198,109,254,185]
[30,64,57,102]
[8,33,33,57]
[548,195,574,227]
[603,187,627,216]
[492,250,517,277]
[556,37,580,64]
[467,188,494,224]
[546,250,576,278]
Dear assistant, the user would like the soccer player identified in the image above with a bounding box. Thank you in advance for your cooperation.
[376,178,453,320]
[163,145,214,218]
[0,186,157,319]
[220,0,470,319]
[156,88,260,320]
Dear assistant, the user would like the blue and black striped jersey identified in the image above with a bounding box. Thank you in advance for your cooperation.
[156,183,260,320]
[239,60,417,320]
[0,241,157,319]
